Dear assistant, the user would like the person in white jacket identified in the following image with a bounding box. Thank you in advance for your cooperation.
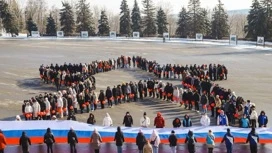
[173,87,180,103]
[24,102,33,120]
[250,104,258,128]
[150,130,160,153]
[200,113,210,126]
[44,98,51,120]
[57,95,63,118]
[103,113,113,126]
[140,112,150,128]
[32,100,41,119]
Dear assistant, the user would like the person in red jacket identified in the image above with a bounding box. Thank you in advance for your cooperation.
[154,112,165,128]
[0,129,7,153]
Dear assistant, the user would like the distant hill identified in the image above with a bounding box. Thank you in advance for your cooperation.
[227,9,250,15]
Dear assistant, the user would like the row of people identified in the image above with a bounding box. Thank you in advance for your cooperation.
[0,127,260,153]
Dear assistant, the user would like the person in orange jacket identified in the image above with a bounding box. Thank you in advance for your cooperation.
[0,130,7,153]
[154,112,165,128]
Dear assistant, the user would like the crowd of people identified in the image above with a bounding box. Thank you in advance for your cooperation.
[0,127,261,153]
[19,55,267,129]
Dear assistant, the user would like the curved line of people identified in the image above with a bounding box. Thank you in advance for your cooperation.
[133,56,228,81]
[21,75,268,129]
[0,126,261,153]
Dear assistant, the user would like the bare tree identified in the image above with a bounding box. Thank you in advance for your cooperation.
[92,5,101,33]
[24,0,48,34]
[228,13,247,38]
[104,7,119,33]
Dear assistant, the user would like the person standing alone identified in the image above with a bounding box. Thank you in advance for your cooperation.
[44,128,55,153]
[67,127,78,153]
[168,130,177,153]
[114,126,125,153]
[19,131,31,153]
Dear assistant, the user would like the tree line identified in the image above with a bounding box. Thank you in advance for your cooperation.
[0,0,262,40]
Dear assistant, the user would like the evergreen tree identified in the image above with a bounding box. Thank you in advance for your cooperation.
[245,0,266,39]
[187,0,202,36]
[142,0,157,36]
[26,17,38,35]
[119,0,131,36]
[76,0,95,36]
[200,9,211,37]
[59,2,75,36]
[260,0,272,38]
[46,14,56,36]
[0,0,19,35]
[176,7,190,37]
[98,10,110,35]
[156,7,168,35]
[211,0,229,39]
[131,0,141,33]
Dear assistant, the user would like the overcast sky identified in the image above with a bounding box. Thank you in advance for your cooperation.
[20,0,252,14]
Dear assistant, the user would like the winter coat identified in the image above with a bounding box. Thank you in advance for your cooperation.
[57,97,63,108]
[154,116,165,128]
[250,109,258,120]
[215,98,222,108]
[240,118,250,128]
[183,115,192,127]
[0,132,7,150]
[103,113,113,126]
[168,134,177,147]
[258,114,268,127]
[106,89,112,98]
[67,130,78,144]
[44,99,51,116]
[173,89,180,100]
[123,115,133,127]
[206,133,215,148]
[221,132,234,147]
[172,118,181,128]
[136,132,146,150]
[24,103,33,114]
[140,116,150,127]
[32,102,41,118]
[150,130,160,147]
[90,131,102,150]
[44,132,55,144]
[87,116,96,125]
[114,131,125,146]
[200,115,210,126]
[143,143,153,153]
[19,133,31,150]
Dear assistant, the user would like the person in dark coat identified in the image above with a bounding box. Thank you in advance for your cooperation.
[258,111,268,127]
[98,90,105,109]
[221,128,234,153]
[136,130,146,153]
[246,128,259,153]
[183,114,192,127]
[172,118,181,128]
[44,128,55,153]
[87,113,96,125]
[114,126,125,153]
[19,131,31,153]
[106,87,113,108]
[67,127,78,153]
[185,130,197,153]
[168,130,178,153]
[67,111,77,121]
[123,112,133,127]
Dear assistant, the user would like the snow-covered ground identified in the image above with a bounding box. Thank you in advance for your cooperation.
[1,34,271,50]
